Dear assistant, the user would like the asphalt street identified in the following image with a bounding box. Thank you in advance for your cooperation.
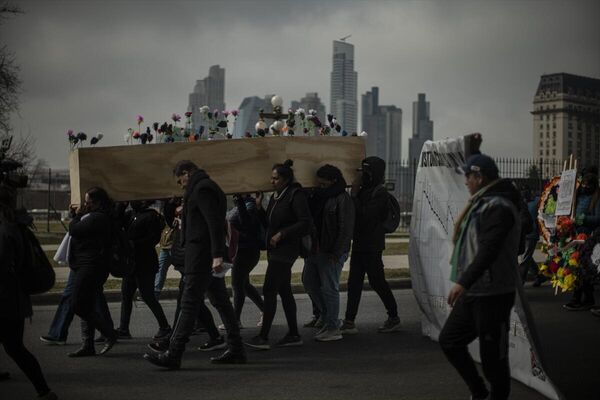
[1,289,555,400]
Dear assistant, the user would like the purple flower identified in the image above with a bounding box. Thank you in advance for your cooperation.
[231,110,239,117]
[67,129,74,137]
[137,115,144,124]
[171,113,181,122]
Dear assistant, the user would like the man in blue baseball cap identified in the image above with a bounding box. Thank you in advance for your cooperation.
[438,153,524,400]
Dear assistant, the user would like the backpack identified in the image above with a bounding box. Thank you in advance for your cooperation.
[373,185,401,234]
[19,226,56,295]
[107,222,135,278]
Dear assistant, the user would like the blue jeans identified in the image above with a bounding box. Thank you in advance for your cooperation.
[154,248,172,296]
[302,252,347,330]
[46,269,113,341]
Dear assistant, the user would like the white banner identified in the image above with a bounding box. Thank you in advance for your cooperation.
[408,137,562,400]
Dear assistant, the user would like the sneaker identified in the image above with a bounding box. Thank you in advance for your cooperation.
[198,336,227,352]
[40,336,66,345]
[115,328,133,339]
[563,302,594,311]
[256,313,263,327]
[147,340,169,353]
[340,320,358,335]
[378,317,402,333]
[153,327,171,340]
[245,335,270,350]
[218,321,243,331]
[303,316,320,328]
[315,325,328,337]
[315,328,343,342]
[275,334,303,347]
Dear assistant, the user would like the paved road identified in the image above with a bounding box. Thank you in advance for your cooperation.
[1,289,551,400]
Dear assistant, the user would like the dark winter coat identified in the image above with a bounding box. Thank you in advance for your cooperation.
[68,211,111,270]
[228,196,263,250]
[124,208,164,274]
[181,169,227,273]
[259,182,311,263]
[0,214,32,319]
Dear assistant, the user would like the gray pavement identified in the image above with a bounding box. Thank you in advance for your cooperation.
[1,289,549,400]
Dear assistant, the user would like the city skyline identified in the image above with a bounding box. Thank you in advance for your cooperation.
[2,0,599,168]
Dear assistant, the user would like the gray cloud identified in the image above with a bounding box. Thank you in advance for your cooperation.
[3,0,599,167]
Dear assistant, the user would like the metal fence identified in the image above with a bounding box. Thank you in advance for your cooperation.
[387,158,565,233]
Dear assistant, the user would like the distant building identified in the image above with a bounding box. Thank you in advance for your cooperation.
[408,93,434,165]
[330,40,358,133]
[232,95,273,138]
[188,65,226,133]
[361,87,402,180]
[531,73,600,172]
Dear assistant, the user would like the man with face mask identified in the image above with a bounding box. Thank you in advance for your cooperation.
[116,201,171,340]
[340,156,401,335]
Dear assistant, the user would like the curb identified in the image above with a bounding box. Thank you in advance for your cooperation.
[31,278,413,306]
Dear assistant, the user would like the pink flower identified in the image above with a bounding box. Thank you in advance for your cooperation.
[67,129,74,137]
[231,110,239,117]
[136,115,144,124]
[132,131,140,139]
[171,113,181,122]
[222,110,230,117]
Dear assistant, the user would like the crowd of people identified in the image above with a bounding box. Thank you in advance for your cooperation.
[2,153,599,400]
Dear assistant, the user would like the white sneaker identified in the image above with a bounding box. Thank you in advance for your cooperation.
[256,314,263,327]
[218,322,243,331]
[315,328,343,342]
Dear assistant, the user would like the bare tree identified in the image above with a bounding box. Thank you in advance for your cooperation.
[0,3,34,170]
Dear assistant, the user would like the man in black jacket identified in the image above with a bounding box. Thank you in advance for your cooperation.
[144,160,245,369]
[340,156,401,334]
[439,154,521,400]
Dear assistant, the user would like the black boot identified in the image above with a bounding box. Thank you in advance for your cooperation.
[69,321,96,357]
[210,349,247,364]
[143,350,182,370]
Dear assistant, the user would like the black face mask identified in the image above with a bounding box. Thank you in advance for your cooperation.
[362,171,374,188]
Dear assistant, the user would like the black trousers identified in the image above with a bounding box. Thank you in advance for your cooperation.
[0,318,50,396]
[173,273,228,341]
[120,269,170,331]
[231,247,264,321]
[260,259,299,339]
[571,280,595,305]
[170,267,243,355]
[439,292,515,400]
[345,251,398,321]
[70,266,115,347]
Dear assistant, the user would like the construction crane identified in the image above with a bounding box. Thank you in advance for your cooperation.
[339,34,352,42]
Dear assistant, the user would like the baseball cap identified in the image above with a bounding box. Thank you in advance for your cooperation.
[462,153,499,179]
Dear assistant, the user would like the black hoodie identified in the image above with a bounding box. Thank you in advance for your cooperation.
[352,157,388,252]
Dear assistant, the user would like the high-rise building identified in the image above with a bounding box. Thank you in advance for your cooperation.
[408,93,434,165]
[330,40,358,133]
[532,73,600,172]
[361,87,402,179]
[188,65,226,133]
[232,95,273,138]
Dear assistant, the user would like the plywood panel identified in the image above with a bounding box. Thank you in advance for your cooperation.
[69,136,366,204]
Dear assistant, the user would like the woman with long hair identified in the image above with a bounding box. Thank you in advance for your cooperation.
[245,160,311,350]
[67,187,118,357]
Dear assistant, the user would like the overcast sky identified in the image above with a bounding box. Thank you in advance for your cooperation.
[3,0,600,168]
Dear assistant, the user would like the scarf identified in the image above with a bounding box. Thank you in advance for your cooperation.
[449,179,500,282]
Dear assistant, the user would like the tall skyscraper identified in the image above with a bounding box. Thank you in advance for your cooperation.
[408,93,434,164]
[188,65,226,133]
[361,87,402,179]
[232,95,272,138]
[330,40,358,133]
[532,73,600,172]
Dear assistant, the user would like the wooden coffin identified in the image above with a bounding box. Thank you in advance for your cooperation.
[69,136,366,204]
